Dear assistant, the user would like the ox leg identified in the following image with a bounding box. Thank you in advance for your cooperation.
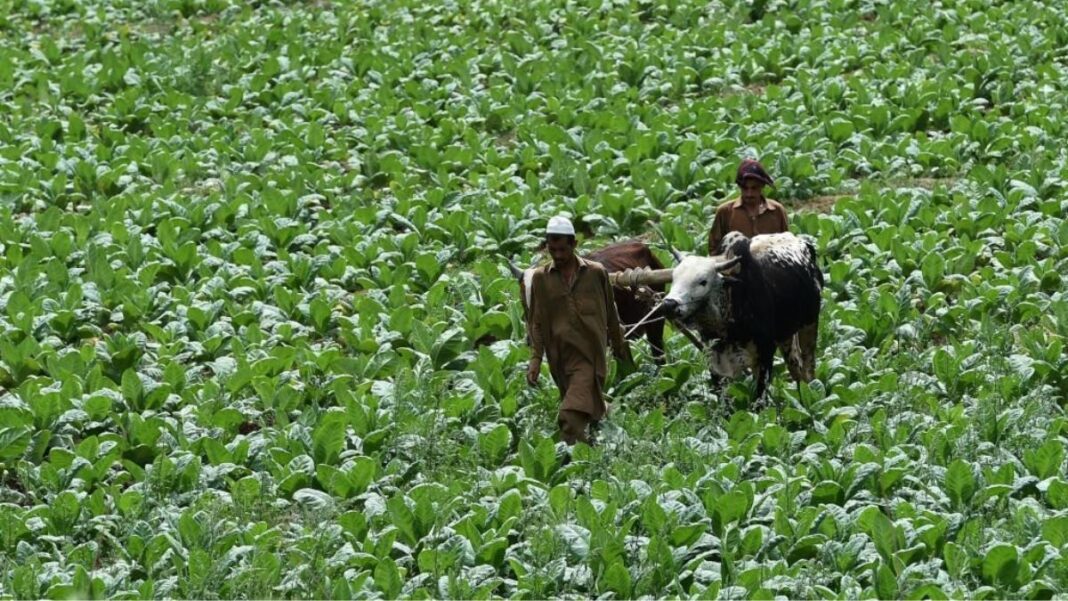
[706,348,722,393]
[708,372,721,392]
[777,335,805,384]
[797,321,819,382]
[751,342,775,411]
[705,343,724,416]
[705,339,727,398]
[708,371,733,421]
[776,335,803,407]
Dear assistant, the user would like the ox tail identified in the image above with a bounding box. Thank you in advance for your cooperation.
[805,237,824,288]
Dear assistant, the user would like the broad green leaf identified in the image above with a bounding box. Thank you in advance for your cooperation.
[981,543,1019,587]
[598,561,632,597]
[312,409,348,466]
[479,424,511,465]
[1041,516,1068,549]
[187,549,211,588]
[49,491,81,535]
[497,489,523,523]
[231,476,262,507]
[83,394,112,421]
[418,549,449,575]
[387,496,419,547]
[642,497,668,534]
[1046,479,1068,510]
[740,526,764,556]
[907,582,949,600]
[874,562,898,600]
[178,510,203,548]
[945,459,976,509]
[826,118,855,143]
[862,507,903,569]
[12,565,38,600]
[430,326,466,369]
[533,436,557,482]
[316,464,350,498]
[117,491,144,517]
[374,558,402,599]
[412,493,437,540]
[201,438,230,466]
[549,485,571,519]
[894,543,926,568]
[121,369,144,409]
[339,512,368,540]
[0,427,32,462]
[921,252,945,289]
[556,524,589,559]
[671,523,706,547]
[211,407,245,433]
[477,537,508,568]
[347,456,377,496]
[293,488,335,511]
[931,349,956,388]
[331,578,351,600]
[1024,439,1065,480]
[1007,354,1035,381]
[811,480,843,505]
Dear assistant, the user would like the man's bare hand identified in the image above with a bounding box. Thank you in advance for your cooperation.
[526,360,540,386]
[634,285,659,306]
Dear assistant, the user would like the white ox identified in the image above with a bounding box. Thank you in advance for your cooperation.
[660,232,824,403]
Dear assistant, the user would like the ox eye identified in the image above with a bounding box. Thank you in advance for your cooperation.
[699,279,708,286]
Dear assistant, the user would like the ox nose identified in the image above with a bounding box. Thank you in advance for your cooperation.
[659,298,679,317]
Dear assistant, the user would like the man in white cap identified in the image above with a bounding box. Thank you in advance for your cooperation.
[526,215,632,445]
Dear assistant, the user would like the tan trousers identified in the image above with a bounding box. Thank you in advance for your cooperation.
[558,409,596,445]
[553,349,605,446]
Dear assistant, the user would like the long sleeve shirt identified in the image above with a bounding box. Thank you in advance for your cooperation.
[708,197,789,255]
[528,256,626,380]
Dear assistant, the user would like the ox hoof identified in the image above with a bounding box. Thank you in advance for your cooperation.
[749,395,773,413]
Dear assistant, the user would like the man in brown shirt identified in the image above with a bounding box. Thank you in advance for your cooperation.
[526,216,632,445]
[708,159,790,255]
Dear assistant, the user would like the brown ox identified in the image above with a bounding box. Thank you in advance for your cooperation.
[510,240,668,364]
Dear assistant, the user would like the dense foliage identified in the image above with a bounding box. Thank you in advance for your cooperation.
[1,0,1067,598]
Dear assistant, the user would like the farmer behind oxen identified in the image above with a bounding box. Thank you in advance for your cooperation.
[708,159,790,255]
[526,216,633,445]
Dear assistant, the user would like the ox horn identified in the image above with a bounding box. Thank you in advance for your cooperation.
[652,223,683,263]
[508,261,523,279]
[609,267,674,287]
[668,246,682,264]
[714,256,741,272]
[503,256,523,279]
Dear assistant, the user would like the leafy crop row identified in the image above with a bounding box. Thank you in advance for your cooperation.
[0,0,1066,598]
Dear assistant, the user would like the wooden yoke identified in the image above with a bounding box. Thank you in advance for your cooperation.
[608,267,674,287]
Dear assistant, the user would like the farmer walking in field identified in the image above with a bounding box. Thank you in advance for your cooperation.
[708,158,790,255]
[526,216,633,445]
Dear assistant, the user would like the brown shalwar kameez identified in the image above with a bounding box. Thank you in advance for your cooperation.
[528,257,627,444]
[708,197,789,255]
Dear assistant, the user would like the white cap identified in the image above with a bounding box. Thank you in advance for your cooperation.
[546,215,576,236]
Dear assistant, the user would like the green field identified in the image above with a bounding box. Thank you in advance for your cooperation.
[2,0,1068,598]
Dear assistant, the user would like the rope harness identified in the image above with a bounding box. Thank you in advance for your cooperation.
[612,285,707,353]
